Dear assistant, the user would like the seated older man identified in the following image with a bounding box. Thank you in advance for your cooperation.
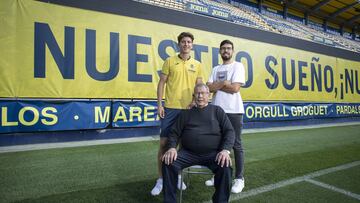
[162,83,235,203]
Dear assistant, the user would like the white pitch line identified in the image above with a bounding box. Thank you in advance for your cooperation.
[202,161,360,203]
[0,136,159,153]
[242,121,360,134]
[305,179,360,200]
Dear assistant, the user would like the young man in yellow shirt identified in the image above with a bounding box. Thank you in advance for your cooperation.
[151,32,203,196]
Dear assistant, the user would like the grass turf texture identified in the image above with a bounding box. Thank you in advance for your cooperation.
[0,125,359,202]
[238,181,359,203]
[314,165,360,195]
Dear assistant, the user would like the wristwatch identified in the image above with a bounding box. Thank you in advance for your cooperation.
[224,149,231,155]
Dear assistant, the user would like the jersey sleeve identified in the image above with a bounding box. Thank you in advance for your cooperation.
[161,58,170,75]
[207,67,216,83]
[197,62,203,80]
[232,62,245,85]
[167,110,187,149]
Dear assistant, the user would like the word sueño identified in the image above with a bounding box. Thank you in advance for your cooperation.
[33,22,357,99]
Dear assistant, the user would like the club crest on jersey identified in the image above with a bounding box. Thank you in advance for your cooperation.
[188,64,196,72]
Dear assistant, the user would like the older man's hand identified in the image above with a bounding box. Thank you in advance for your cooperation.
[162,148,177,165]
[215,150,232,167]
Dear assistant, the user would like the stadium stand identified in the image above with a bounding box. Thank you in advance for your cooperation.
[227,3,274,31]
[140,0,185,10]
[135,0,360,53]
[261,15,313,41]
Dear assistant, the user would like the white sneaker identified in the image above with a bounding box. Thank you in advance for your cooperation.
[177,175,187,190]
[205,176,214,186]
[231,178,245,193]
[151,178,163,196]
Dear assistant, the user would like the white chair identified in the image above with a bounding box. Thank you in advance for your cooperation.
[179,165,213,203]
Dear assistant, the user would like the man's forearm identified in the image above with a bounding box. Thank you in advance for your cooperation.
[157,81,165,106]
[167,112,186,149]
[221,129,235,151]
[220,83,240,94]
[167,135,178,149]
[218,108,235,150]
[207,81,224,93]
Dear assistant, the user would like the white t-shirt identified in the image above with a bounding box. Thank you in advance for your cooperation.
[208,61,245,114]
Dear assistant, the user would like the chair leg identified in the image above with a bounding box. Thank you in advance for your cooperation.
[179,170,183,203]
[179,166,213,202]
[186,167,190,187]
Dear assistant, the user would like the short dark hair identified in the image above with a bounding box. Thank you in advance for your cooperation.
[178,32,194,43]
[220,39,234,49]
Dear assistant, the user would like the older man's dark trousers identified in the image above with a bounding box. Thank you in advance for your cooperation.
[162,149,232,203]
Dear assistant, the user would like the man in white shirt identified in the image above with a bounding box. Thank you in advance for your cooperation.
[206,39,246,193]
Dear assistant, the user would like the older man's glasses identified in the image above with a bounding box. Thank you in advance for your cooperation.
[195,91,209,96]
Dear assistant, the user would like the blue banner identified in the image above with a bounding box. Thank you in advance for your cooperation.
[334,103,360,117]
[112,101,160,128]
[243,103,334,122]
[0,101,110,133]
[1,100,360,133]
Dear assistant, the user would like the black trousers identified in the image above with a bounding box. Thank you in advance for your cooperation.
[227,113,244,179]
[162,149,232,203]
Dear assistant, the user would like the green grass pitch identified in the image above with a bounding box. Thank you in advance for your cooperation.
[0,124,359,202]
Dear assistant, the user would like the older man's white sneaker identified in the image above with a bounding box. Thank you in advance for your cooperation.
[151,178,163,196]
[231,178,245,193]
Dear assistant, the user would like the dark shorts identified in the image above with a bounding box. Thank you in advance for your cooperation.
[160,107,182,138]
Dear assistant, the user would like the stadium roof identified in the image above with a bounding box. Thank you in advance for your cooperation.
[271,0,360,32]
